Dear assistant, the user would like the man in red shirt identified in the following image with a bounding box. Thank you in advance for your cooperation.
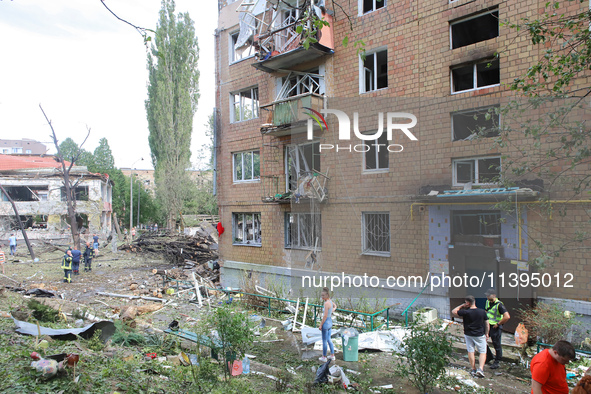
[531,340,575,394]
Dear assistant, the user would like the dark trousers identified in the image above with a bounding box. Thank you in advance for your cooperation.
[486,325,503,362]
[63,269,72,283]
[72,261,80,273]
[84,258,92,271]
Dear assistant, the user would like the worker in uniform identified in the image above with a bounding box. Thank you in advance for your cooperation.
[61,250,73,283]
[485,288,510,369]
[83,242,94,272]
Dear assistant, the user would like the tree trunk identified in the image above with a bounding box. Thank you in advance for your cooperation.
[0,184,35,260]
[113,212,122,239]
[63,171,81,250]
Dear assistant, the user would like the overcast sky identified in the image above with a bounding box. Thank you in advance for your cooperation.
[0,0,218,170]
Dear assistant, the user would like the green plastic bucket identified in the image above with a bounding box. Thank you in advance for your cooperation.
[342,336,359,362]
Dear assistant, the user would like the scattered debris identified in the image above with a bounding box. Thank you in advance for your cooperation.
[13,318,115,341]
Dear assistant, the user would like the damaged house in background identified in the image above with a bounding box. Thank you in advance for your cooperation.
[0,155,113,237]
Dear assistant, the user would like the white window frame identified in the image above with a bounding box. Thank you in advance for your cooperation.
[285,212,321,250]
[12,147,22,153]
[362,212,390,256]
[451,59,500,94]
[230,87,259,123]
[451,105,500,141]
[358,0,386,15]
[229,30,255,64]
[233,150,260,183]
[232,212,262,246]
[362,132,389,173]
[359,48,388,94]
[449,9,499,50]
[452,156,501,186]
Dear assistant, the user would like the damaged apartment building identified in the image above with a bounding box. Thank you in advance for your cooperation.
[215,0,591,329]
[0,155,113,236]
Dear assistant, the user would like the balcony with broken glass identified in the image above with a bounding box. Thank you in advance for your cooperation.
[260,71,325,136]
[235,0,334,73]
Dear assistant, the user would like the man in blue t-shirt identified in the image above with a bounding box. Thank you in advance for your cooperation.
[452,295,490,378]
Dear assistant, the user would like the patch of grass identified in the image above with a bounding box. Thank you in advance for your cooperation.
[28,300,60,323]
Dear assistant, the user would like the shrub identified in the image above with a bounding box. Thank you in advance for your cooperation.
[520,301,581,344]
[394,323,454,393]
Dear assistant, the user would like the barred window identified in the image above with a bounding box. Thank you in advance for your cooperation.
[362,212,390,255]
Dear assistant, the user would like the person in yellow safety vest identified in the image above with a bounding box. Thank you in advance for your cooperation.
[61,250,73,283]
[484,288,510,369]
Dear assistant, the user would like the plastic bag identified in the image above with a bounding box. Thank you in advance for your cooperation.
[314,359,332,384]
[514,323,528,345]
[341,327,359,346]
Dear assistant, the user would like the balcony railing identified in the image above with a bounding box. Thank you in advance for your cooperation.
[260,93,324,133]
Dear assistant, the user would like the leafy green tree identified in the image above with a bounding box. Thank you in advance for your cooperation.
[91,138,116,173]
[146,0,200,229]
[58,138,94,168]
[493,2,591,267]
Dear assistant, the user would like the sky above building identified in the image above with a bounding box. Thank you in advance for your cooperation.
[0,0,218,170]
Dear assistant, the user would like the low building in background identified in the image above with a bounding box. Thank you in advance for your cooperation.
[0,139,47,155]
[0,155,113,237]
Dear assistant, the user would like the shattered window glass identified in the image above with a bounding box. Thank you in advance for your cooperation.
[365,132,389,171]
[453,157,500,185]
[286,142,320,191]
[285,212,322,249]
[452,106,500,141]
[451,10,499,49]
[233,212,261,246]
[231,87,259,122]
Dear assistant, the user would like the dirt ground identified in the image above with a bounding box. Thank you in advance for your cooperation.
[0,241,538,393]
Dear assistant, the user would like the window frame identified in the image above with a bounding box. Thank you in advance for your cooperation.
[230,86,259,123]
[450,58,500,94]
[359,48,388,94]
[363,131,389,172]
[452,156,502,186]
[449,9,499,50]
[232,212,262,246]
[285,212,322,250]
[359,0,386,15]
[451,105,501,141]
[285,141,321,192]
[229,30,255,64]
[362,212,391,256]
[233,150,261,183]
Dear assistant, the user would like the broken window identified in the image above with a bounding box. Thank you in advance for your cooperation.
[233,150,260,182]
[232,212,261,246]
[453,156,501,185]
[452,210,501,243]
[282,69,321,98]
[231,87,259,123]
[285,212,321,249]
[61,186,90,201]
[361,50,388,92]
[361,0,386,14]
[363,212,390,255]
[230,31,254,63]
[451,10,499,49]
[0,185,49,201]
[364,132,389,171]
[451,59,499,93]
[452,106,500,141]
[286,142,320,191]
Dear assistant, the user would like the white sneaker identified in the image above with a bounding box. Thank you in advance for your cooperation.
[318,356,327,362]
[476,368,485,378]
[328,355,336,361]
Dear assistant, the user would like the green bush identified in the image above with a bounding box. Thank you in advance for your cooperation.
[394,323,454,393]
[520,301,581,344]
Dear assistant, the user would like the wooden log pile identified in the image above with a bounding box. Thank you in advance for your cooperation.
[119,232,218,266]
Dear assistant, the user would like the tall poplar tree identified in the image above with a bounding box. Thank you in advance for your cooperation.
[145,0,199,228]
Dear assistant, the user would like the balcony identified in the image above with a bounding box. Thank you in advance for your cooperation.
[260,71,325,136]
[236,1,334,73]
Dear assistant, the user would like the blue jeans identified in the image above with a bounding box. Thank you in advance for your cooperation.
[10,245,16,255]
[322,321,334,356]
